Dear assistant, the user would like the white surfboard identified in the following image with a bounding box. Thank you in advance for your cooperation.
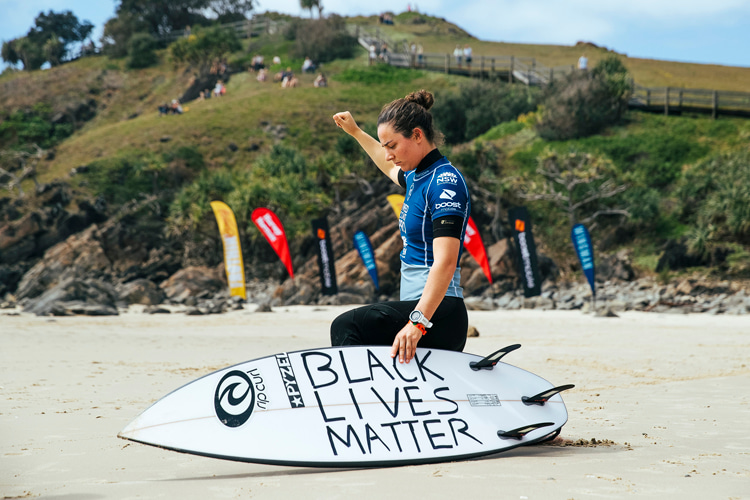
[119,345,573,467]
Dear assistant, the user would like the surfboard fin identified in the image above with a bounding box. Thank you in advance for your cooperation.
[522,384,575,406]
[470,344,522,371]
[497,422,555,440]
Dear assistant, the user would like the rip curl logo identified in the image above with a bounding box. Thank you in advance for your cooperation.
[437,172,458,185]
[214,370,255,428]
[439,189,457,200]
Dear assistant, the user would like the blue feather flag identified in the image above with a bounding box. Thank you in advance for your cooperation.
[571,223,596,297]
[353,230,379,291]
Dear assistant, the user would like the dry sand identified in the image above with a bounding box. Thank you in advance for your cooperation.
[1,306,748,499]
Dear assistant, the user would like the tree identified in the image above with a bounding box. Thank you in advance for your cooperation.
[300,0,323,18]
[43,36,65,67]
[127,33,159,69]
[13,37,46,71]
[29,10,94,48]
[116,0,210,37]
[1,40,20,67]
[209,0,256,22]
[170,26,241,77]
[1,10,93,70]
[519,149,629,227]
[102,12,148,58]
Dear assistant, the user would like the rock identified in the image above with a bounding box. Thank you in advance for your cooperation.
[486,239,516,279]
[22,278,118,316]
[0,212,42,264]
[467,325,479,337]
[144,305,171,314]
[15,224,113,300]
[117,279,165,305]
[595,307,619,318]
[255,302,273,312]
[160,266,225,303]
[656,240,707,271]
[0,264,26,297]
[597,249,636,282]
[464,296,496,311]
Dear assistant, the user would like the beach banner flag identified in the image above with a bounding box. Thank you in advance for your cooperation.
[508,206,541,298]
[464,217,493,284]
[210,201,247,299]
[386,194,405,218]
[251,207,294,279]
[353,230,379,291]
[311,217,338,296]
[571,223,596,298]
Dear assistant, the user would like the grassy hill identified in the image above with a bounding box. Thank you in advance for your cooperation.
[2,12,749,282]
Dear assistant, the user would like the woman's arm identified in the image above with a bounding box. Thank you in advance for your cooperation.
[390,236,461,363]
[332,111,401,185]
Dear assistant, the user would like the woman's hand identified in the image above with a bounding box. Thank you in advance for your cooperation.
[390,322,423,364]
[332,111,360,136]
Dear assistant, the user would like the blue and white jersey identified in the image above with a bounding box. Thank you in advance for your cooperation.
[398,150,470,300]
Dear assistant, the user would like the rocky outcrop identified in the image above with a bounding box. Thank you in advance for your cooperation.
[116,279,165,306]
[13,196,180,304]
[160,266,225,303]
[22,278,119,316]
[485,277,749,315]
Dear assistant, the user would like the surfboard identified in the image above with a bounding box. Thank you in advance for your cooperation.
[118,345,573,467]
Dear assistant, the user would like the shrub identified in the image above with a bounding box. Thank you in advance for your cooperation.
[127,33,158,69]
[170,25,241,76]
[432,80,539,144]
[536,56,632,141]
[84,147,204,205]
[0,103,73,150]
[289,15,357,63]
[678,149,750,246]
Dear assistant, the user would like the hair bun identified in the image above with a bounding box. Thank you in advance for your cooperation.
[405,89,434,111]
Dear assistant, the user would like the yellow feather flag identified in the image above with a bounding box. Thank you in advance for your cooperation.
[210,201,247,300]
[386,194,405,218]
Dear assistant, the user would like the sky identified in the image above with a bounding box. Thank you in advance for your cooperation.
[1,0,749,68]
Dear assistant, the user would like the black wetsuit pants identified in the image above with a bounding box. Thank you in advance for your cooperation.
[330,296,468,352]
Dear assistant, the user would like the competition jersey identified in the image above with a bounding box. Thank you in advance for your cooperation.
[398,150,470,300]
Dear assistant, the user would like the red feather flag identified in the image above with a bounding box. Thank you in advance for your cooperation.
[464,216,492,284]
[251,208,294,279]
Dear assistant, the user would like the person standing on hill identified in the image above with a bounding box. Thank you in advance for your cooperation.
[453,45,463,68]
[331,90,471,364]
[578,54,588,71]
[463,44,473,70]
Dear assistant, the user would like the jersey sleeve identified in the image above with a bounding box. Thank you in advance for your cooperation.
[427,169,469,221]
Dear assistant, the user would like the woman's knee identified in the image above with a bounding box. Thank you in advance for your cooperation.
[330,311,357,346]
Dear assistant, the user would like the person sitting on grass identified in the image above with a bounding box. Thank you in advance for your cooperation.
[313,72,328,88]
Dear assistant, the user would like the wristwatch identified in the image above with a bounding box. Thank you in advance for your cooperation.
[409,310,433,329]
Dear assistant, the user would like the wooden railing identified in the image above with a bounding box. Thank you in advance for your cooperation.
[347,23,750,119]
[630,84,750,118]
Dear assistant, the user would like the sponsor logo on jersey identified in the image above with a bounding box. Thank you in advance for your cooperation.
[437,172,459,185]
[439,189,457,200]
[435,201,462,210]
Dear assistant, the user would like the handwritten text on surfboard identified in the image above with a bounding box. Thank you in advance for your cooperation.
[300,349,482,456]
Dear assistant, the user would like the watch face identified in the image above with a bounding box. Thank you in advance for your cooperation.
[409,310,421,322]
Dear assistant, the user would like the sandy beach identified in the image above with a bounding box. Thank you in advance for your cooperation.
[1,306,748,499]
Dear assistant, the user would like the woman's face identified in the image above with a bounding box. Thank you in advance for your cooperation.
[377,123,424,172]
